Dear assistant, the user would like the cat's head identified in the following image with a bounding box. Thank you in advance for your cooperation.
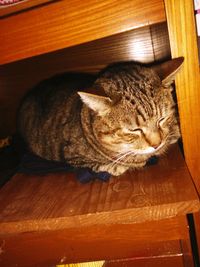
[78,57,184,162]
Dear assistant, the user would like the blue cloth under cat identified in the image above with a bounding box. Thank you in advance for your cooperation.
[17,152,111,183]
[17,152,158,183]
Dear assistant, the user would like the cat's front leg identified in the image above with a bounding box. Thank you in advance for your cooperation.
[107,161,147,176]
[95,164,129,176]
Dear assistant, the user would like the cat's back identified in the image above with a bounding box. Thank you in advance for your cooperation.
[18,72,95,160]
[19,73,95,113]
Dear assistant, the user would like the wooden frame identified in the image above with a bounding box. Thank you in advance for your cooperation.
[164,0,200,194]
[164,0,200,256]
[0,0,165,65]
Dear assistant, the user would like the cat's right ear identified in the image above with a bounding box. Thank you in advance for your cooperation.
[153,57,184,87]
[78,91,112,116]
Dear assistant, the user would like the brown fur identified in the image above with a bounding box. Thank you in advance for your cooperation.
[18,59,183,176]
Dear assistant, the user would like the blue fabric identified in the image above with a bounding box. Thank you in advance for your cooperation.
[17,153,111,183]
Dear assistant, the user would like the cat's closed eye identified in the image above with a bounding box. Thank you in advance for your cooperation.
[127,128,143,135]
[157,117,171,128]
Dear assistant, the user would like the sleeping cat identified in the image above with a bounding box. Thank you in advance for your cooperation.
[18,58,184,176]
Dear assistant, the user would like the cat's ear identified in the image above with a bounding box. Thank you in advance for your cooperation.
[153,57,184,87]
[78,92,112,115]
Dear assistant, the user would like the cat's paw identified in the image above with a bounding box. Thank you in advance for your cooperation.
[107,165,129,176]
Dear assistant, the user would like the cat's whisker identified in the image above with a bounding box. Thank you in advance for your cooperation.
[108,150,136,171]
[111,150,130,160]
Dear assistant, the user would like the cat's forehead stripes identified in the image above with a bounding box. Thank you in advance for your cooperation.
[110,68,159,118]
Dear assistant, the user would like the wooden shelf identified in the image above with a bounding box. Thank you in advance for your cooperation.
[0,0,55,18]
[0,144,199,266]
[0,145,199,234]
[0,0,166,65]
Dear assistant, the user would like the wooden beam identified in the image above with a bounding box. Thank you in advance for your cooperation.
[164,0,200,194]
[0,0,165,65]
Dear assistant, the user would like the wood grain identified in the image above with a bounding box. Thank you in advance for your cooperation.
[194,212,200,257]
[0,0,55,17]
[103,256,184,267]
[0,220,190,267]
[0,145,199,235]
[180,238,194,267]
[164,0,200,194]
[58,261,105,267]
[0,0,166,65]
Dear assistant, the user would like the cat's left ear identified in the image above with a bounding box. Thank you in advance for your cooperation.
[153,57,184,87]
[78,92,112,116]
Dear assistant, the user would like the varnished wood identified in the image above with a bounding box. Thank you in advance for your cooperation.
[0,145,199,235]
[164,0,200,194]
[103,256,184,267]
[194,212,200,256]
[0,0,55,17]
[0,0,166,65]
[0,23,170,138]
[0,219,190,267]
[180,239,195,267]
[58,262,105,267]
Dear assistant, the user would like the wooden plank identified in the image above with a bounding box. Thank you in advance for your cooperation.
[180,239,195,267]
[57,262,105,267]
[0,145,199,235]
[0,0,55,17]
[0,0,166,65]
[164,0,200,194]
[103,256,184,267]
[0,22,170,138]
[0,223,188,267]
[194,212,200,257]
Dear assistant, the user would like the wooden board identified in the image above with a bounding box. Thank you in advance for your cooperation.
[0,144,199,235]
[0,0,166,65]
[164,0,200,194]
[0,237,186,267]
[103,256,185,267]
[0,0,55,17]
[0,22,170,138]
[0,144,197,266]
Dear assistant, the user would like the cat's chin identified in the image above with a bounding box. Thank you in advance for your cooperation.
[133,146,157,155]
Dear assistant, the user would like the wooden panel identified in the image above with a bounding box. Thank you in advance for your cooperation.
[58,261,105,267]
[164,0,200,193]
[180,239,195,267]
[0,144,199,235]
[103,256,184,267]
[0,23,170,138]
[194,212,200,256]
[0,0,166,65]
[0,224,188,267]
[0,0,55,17]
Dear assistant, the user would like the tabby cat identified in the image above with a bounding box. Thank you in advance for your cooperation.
[18,58,184,176]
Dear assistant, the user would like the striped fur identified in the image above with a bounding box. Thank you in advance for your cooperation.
[18,61,182,176]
